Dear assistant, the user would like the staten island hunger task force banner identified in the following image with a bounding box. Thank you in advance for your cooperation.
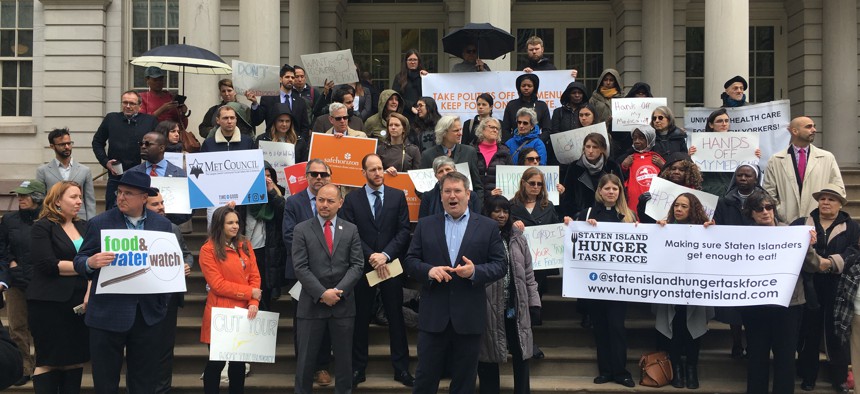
[209,307,279,363]
[96,230,186,294]
[186,150,269,208]
[562,222,812,307]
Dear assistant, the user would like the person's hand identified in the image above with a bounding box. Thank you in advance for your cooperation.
[251,288,262,300]
[513,220,525,231]
[419,70,429,76]
[688,146,698,156]
[819,256,832,272]
[563,216,573,225]
[557,184,566,194]
[810,229,817,245]
[621,155,633,169]
[755,148,762,158]
[652,155,666,167]
[107,159,119,175]
[320,288,343,306]
[333,132,345,139]
[411,106,419,115]
[156,100,178,116]
[428,266,452,283]
[385,167,398,176]
[639,191,652,204]
[570,69,578,79]
[265,176,276,192]
[375,263,390,280]
[491,188,503,196]
[244,91,258,104]
[451,256,475,279]
[703,220,715,228]
[322,79,334,95]
[368,253,387,268]
[9,260,17,268]
[87,252,116,269]
[656,220,668,227]
[247,304,258,319]
[475,59,486,71]
[586,219,598,226]
[226,201,237,209]
[523,67,534,73]
[184,263,191,276]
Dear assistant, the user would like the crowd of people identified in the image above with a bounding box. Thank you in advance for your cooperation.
[0,35,856,394]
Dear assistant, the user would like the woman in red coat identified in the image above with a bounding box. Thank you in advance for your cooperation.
[199,205,262,394]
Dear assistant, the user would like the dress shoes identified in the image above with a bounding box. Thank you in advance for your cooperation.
[593,375,612,384]
[313,370,332,386]
[615,376,635,388]
[394,370,415,387]
[352,370,366,388]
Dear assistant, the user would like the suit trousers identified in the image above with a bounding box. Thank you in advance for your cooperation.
[295,317,354,394]
[591,299,630,379]
[104,173,121,211]
[352,273,409,374]
[413,322,481,394]
[5,287,34,375]
[156,294,181,394]
[286,279,331,371]
[742,304,803,394]
[89,305,165,394]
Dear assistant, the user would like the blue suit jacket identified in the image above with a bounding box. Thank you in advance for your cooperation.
[73,208,174,332]
[404,212,506,335]
[128,160,192,225]
[283,189,316,279]
[339,185,411,269]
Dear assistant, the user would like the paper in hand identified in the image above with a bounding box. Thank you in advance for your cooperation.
[366,259,404,287]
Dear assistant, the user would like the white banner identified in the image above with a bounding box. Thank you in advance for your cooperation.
[549,122,609,164]
[258,141,295,187]
[522,224,566,270]
[421,70,574,123]
[562,221,812,307]
[495,165,560,205]
[689,132,760,172]
[95,230,186,294]
[149,177,191,214]
[611,97,668,132]
[209,307,279,363]
[299,49,358,86]
[186,150,268,208]
[231,60,281,96]
[164,152,183,169]
[645,177,719,221]
[407,162,472,193]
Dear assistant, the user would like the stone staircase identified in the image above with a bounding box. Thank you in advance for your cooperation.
[4,177,856,393]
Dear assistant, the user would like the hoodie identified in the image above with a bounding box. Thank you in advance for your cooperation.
[588,68,624,125]
[501,73,552,142]
[506,124,547,165]
[364,89,405,142]
[625,82,653,98]
[552,81,590,133]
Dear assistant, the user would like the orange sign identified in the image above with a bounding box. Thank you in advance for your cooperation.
[308,133,378,187]
[384,174,420,222]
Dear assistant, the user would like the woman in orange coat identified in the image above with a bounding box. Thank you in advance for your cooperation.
[199,205,262,394]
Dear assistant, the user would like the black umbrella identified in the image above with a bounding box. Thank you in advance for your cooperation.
[131,39,232,95]
[442,22,515,60]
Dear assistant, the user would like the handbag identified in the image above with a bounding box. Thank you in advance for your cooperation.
[639,351,672,387]
[179,129,200,153]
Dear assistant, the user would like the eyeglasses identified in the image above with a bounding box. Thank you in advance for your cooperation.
[307,171,331,179]
[115,190,146,198]
[52,141,74,147]
[121,101,139,107]
[517,120,531,126]
[139,141,160,147]
[331,116,349,121]
[527,181,544,187]
[406,58,419,63]
[652,115,666,121]
[752,204,776,213]
[525,156,541,162]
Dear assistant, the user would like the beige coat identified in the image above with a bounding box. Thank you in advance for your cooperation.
[763,145,844,223]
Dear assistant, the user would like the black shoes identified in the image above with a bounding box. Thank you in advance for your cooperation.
[593,375,612,384]
[671,363,685,388]
[686,364,699,389]
[351,370,366,388]
[394,370,415,387]
[532,346,545,359]
[615,376,636,388]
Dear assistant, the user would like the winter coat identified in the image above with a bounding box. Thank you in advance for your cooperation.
[364,90,405,142]
[479,229,541,363]
[506,125,547,165]
[588,69,624,126]
[654,303,714,340]
[712,186,763,226]
[763,144,844,223]
[377,142,422,173]
[474,142,513,193]
[0,208,39,289]
[561,157,624,218]
[501,74,552,141]
[552,81,590,133]
[199,239,261,343]
[462,115,491,147]
[653,126,688,160]
[623,151,663,214]
[392,70,422,110]
[510,199,559,228]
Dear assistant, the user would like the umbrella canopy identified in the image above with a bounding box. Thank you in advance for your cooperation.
[442,22,515,60]
[131,44,231,75]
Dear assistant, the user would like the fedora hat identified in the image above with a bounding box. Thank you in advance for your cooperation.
[812,184,847,206]
[109,171,158,196]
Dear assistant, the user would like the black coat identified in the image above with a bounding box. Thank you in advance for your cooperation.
[653,127,688,160]
[26,218,88,302]
[474,143,513,193]
[92,112,159,172]
[561,158,624,218]
[713,186,761,226]
[0,208,39,289]
[510,199,559,227]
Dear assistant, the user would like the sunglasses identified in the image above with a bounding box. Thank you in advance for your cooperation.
[752,204,775,213]
[331,116,349,121]
[517,120,531,126]
[307,171,331,178]
[652,115,666,121]
[527,181,544,187]
[525,156,540,162]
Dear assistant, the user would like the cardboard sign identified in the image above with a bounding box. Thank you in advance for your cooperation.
[258,141,296,187]
[689,132,760,172]
[284,162,308,196]
[549,122,610,164]
[644,177,719,221]
[611,98,668,131]
[95,230,186,294]
[149,177,192,214]
[185,150,268,208]
[299,49,359,85]
[383,174,420,222]
[495,165,560,205]
[406,162,472,193]
[231,60,281,96]
[308,133,378,188]
[209,307,279,363]
[522,224,566,270]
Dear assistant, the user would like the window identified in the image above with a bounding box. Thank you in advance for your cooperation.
[0,0,32,117]
[130,0,179,91]
[515,28,554,71]
[350,25,440,94]
[685,27,705,107]
[749,26,775,103]
[352,29,391,94]
[565,28,603,93]
[401,28,438,73]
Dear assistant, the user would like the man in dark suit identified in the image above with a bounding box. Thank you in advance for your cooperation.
[292,183,364,394]
[246,64,311,160]
[340,154,413,388]
[404,171,506,394]
[36,128,97,220]
[73,171,174,394]
[283,158,335,386]
[129,130,191,226]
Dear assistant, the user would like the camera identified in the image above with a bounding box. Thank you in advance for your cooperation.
[175,95,187,105]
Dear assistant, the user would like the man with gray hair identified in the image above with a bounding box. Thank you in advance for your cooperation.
[326,102,367,138]
[419,116,483,210]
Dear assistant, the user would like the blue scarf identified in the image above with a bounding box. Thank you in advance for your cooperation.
[721,92,747,108]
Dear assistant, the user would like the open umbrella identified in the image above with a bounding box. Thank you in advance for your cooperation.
[131,40,231,94]
[442,22,515,60]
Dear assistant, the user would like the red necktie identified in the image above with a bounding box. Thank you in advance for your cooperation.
[324,220,333,254]
[797,148,806,183]
[149,164,158,177]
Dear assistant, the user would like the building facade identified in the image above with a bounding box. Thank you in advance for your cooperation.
[0,0,856,180]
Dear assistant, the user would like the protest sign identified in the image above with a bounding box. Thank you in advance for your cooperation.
[149,177,191,214]
[186,150,268,208]
[645,177,718,221]
[495,165,560,205]
[164,152,183,169]
[299,49,358,85]
[562,221,812,307]
[95,229,186,294]
[689,132,759,172]
[522,224,566,270]
[284,162,308,196]
[383,174,420,222]
[549,122,609,164]
[308,134,378,187]
[258,141,295,187]
[407,163,472,193]
[422,70,574,123]
[611,98,668,131]
[231,60,281,96]
[209,307,279,363]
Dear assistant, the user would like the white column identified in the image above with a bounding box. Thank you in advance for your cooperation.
[467,0,511,71]
[289,0,319,66]
[703,0,749,108]
[240,0,279,66]
[179,0,220,131]
[821,0,858,163]
[642,0,673,100]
